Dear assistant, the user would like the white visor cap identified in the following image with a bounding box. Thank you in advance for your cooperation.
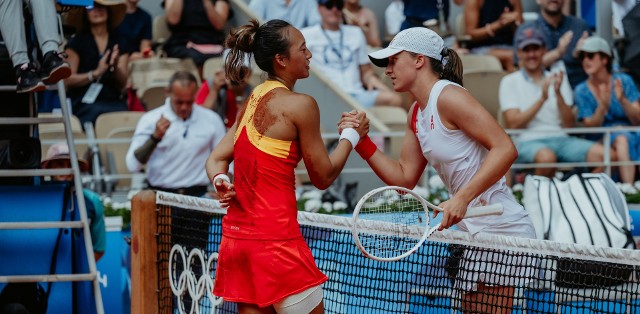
[368,27,445,67]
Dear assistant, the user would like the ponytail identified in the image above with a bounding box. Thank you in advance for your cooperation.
[429,47,464,86]
[224,19,292,83]
[224,19,258,84]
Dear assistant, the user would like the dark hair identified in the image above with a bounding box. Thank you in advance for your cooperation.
[600,52,613,74]
[81,6,114,34]
[225,19,292,84]
[168,70,198,90]
[429,47,464,86]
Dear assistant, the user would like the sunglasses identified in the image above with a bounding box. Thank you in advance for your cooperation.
[579,52,597,60]
[322,0,344,11]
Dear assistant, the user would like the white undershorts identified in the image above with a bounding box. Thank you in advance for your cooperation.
[273,284,323,314]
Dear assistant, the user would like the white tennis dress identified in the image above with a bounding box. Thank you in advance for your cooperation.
[417,80,537,291]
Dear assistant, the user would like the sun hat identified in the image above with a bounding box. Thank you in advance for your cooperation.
[41,143,89,172]
[368,27,445,67]
[64,0,127,33]
[577,36,612,57]
[515,27,545,49]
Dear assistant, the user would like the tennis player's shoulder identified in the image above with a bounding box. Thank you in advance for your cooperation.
[282,91,318,110]
[439,82,483,115]
[440,83,473,106]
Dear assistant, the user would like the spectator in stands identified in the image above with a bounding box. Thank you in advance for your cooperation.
[465,0,523,72]
[575,36,640,193]
[515,0,591,88]
[342,0,381,47]
[500,27,607,178]
[195,50,253,129]
[117,0,153,60]
[249,0,321,29]
[41,143,106,261]
[399,0,464,32]
[0,0,70,93]
[301,0,402,109]
[64,0,129,127]
[126,70,226,197]
[384,0,404,37]
[163,0,230,69]
[612,0,637,37]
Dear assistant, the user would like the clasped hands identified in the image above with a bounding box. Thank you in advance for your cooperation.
[338,110,370,144]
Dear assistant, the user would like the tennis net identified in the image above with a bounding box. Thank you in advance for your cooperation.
[132,191,640,313]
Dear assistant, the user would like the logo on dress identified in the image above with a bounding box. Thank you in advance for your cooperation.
[430,116,435,130]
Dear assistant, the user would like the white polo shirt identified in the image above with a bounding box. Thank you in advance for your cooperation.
[301,24,370,94]
[126,98,226,189]
[499,69,574,143]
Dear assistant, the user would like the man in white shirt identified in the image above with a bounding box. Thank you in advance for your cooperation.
[249,0,321,29]
[301,0,402,109]
[126,70,226,196]
[500,27,607,177]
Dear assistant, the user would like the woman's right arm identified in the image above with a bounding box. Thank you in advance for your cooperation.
[360,103,428,189]
[292,94,360,190]
[165,0,184,26]
[205,122,236,180]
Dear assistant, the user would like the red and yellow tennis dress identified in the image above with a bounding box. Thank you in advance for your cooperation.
[213,80,327,307]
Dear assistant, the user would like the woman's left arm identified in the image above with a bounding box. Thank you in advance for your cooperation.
[437,86,518,229]
[203,0,230,30]
[115,51,129,91]
[615,77,640,125]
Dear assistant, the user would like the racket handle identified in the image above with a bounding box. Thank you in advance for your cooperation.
[464,203,503,218]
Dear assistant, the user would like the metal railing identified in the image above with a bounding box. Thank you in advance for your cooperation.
[43,125,640,196]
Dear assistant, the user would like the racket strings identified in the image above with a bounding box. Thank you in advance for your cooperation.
[357,191,429,259]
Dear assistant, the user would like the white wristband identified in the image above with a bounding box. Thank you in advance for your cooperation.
[212,173,231,193]
[339,128,360,148]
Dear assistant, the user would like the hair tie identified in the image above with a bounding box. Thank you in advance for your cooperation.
[440,47,449,66]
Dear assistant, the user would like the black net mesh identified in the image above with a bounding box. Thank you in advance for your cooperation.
[156,202,639,314]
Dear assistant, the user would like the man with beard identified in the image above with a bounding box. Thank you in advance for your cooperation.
[514,0,591,88]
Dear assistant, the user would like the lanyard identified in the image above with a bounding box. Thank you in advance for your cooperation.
[321,27,344,61]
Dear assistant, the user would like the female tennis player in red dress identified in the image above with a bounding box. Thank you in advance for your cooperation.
[205,19,368,314]
[342,27,537,313]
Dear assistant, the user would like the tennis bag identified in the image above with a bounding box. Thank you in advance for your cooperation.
[523,173,636,287]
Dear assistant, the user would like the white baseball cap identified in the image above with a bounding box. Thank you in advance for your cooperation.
[369,27,445,67]
[577,36,612,57]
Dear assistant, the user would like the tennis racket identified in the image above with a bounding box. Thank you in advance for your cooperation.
[351,186,503,262]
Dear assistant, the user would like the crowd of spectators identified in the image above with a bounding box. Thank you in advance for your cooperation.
[2,0,639,192]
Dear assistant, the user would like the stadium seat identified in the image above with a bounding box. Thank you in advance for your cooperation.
[152,14,171,55]
[462,69,507,121]
[202,57,224,83]
[130,58,200,96]
[460,54,503,72]
[95,112,144,192]
[138,82,167,111]
[455,14,472,48]
[368,106,407,159]
[38,113,87,161]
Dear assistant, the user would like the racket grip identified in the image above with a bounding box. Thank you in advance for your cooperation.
[464,203,503,218]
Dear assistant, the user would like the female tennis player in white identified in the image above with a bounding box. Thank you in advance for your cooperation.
[344,27,537,313]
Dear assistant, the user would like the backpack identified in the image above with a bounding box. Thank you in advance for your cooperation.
[523,173,636,287]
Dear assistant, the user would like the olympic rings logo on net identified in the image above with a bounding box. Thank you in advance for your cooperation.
[169,244,223,314]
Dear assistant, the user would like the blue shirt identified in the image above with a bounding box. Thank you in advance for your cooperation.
[83,189,107,253]
[400,0,449,31]
[515,15,591,88]
[116,8,153,54]
[249,0,320,29]
[575,72,640,128]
